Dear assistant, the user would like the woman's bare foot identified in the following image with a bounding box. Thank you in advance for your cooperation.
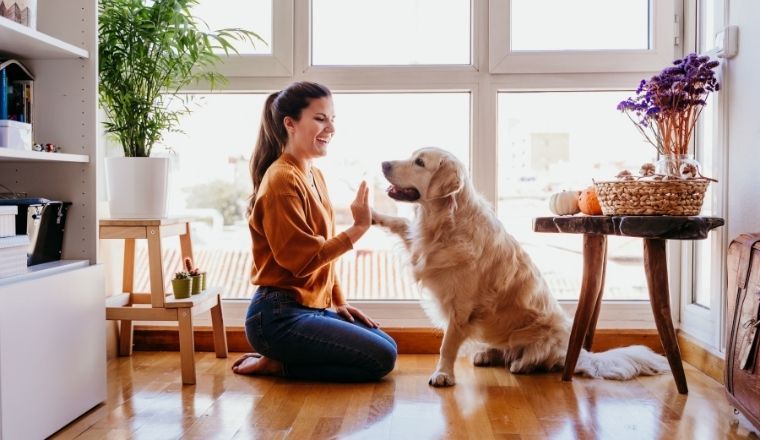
[231,353,284,376]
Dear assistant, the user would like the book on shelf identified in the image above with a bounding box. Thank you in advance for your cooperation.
[0,59,34,123]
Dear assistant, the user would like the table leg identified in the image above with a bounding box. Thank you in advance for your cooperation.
[178,308,196,385]
[118,320,133,356]
[584,238,608,351]
[210,294,228,358]
[147,227,166,308]
[563,234,607,381]
[643,238,688,394]
[119,238,136,356]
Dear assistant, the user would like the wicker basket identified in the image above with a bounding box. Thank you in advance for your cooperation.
[594,179,709,216]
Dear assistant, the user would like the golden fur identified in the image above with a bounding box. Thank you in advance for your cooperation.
[373,147,669,387]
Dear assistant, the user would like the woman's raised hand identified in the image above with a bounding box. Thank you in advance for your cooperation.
[350,181,371,229]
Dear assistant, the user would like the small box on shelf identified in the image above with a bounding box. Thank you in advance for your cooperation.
[0,204,16,237]
[0,234,28,277]
[0,119,31,150]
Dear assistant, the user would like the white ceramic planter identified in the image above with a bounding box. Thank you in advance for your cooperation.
[105,157,169,219]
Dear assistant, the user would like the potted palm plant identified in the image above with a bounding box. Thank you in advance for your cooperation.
[98,0,263,218]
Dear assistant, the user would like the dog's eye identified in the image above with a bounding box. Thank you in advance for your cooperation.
[414,158,425,167]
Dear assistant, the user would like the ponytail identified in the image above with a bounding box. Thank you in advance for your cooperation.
[247,82,332,216]
[248,91,286,215]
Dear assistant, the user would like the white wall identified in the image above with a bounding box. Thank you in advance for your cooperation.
[726,1,760,239]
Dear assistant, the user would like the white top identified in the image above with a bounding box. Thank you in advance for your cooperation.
[0,205,18,215]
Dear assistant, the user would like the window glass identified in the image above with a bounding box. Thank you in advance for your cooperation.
[510,0,650,51]
[700,0,716,52]
[498,91,654,300]
[692,0,718,308]
[141,92,469,301]
[194,0,272,54]
[311,0,470,65]
[321,93,470,300]
[693,94,715,308]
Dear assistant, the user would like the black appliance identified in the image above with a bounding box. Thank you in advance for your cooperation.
[0,198,71,265]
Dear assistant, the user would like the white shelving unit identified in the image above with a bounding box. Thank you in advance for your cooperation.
[0,18,89,59]
[0,1,105,438]
[0,148,89,163]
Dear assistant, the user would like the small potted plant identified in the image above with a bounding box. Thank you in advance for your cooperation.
[184,257,205,294]
[171,271,193,299]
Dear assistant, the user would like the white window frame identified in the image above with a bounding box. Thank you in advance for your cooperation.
[214,0,294,77]
[678,0,729,353]
[489,0,677,73]
[162,0,686,330]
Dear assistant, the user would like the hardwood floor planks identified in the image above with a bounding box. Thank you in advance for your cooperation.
[51,353,756,440]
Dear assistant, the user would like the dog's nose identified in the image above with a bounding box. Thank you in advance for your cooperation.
[382,161,392,174]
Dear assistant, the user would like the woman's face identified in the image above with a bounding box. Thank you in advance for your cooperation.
[284,96,335,161]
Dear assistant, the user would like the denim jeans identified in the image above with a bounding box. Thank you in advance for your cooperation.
[244,286,398,382]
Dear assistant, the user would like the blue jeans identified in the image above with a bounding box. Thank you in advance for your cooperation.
[244,286,398,382]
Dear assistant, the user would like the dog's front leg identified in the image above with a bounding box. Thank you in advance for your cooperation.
[429,322,467,387]
[371,210,413,251]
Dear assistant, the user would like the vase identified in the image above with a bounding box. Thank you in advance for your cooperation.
[171,278,192,299]
[105,156,169,219]
[190,274,202,295]
[655,154,701,179]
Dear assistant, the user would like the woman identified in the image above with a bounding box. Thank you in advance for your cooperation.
[232,81,397,381]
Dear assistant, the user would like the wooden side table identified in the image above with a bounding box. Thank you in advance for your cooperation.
[100,218,228,385]
[533,215,724,394]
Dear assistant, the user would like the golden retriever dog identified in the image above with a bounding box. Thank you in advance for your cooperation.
[372,147,669,387]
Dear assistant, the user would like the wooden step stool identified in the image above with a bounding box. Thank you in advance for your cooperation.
[101,218,228,385]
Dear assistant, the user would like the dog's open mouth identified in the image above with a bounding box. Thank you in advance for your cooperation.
[387,185,420,202]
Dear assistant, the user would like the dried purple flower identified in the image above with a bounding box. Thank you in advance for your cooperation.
[618,53,720,157]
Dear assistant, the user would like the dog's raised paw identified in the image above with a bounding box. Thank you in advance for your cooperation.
[428,371,456,387]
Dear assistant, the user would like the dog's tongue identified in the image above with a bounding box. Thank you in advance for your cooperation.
[387,185,420,202]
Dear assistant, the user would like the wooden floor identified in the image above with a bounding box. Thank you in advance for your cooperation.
[53,352,757,440]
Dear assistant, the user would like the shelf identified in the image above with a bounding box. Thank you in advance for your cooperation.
[0,18,89,59]
[0,148,89,163]
[0,260,90,287]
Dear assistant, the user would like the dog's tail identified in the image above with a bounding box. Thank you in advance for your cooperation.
[574,345,670,380]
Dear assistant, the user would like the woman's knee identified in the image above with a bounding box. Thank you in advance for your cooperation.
[370,340,398,378]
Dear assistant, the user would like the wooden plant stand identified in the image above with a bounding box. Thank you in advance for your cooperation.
[100,218,228,385]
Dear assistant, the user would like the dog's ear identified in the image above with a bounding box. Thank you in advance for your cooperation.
[428,159,464,200]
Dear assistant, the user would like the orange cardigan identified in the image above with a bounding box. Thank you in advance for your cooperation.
[249,153,353,308]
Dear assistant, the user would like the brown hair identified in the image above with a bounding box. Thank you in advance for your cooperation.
[248,81,332,215]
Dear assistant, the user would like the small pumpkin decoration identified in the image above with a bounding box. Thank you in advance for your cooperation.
[549,190,581,216]
[578,186,603,215]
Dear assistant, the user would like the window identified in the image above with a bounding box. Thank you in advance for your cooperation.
[192,0,292,76]
[147,93,470,301]
[498,91,652,300]
[322,92,470,300]
[510,0,650,51]
[151,94,266,299]
[194,0,273,55]
[311,0,471,65]
[489,0,676,73]
[679,0,727,349]
[153,1,689,328]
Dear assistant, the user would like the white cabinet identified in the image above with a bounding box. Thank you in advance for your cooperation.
[0,263,105,439]
[0,0,105,438]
